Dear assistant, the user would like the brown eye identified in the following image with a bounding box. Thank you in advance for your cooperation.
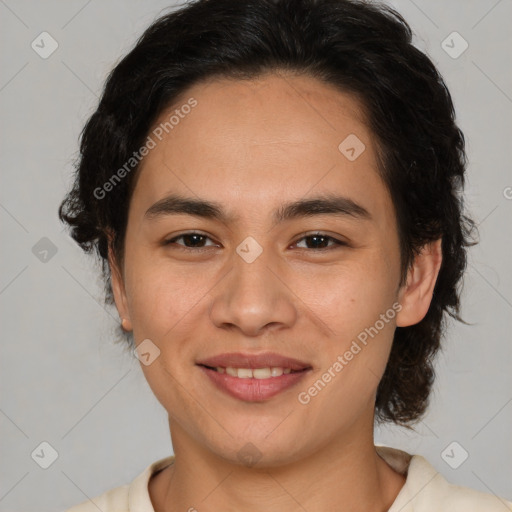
[163,232,218,249]
[294,233,346,250]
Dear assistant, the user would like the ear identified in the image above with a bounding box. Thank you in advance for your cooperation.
[396,239,442,327]
[106,230,133,332]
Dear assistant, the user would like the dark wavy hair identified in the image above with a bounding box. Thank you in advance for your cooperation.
[58,0,476,425]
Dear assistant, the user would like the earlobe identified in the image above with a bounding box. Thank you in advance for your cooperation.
[121,318,132,332]
[396,238,442,328]
[106,231,133,332]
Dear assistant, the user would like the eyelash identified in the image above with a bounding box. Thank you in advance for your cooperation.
[162,231,347,252]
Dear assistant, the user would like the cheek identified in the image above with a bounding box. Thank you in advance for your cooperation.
[138,357,200,431]
[123,252,213,338]
[302,251,400,336]
[300,249,400,396]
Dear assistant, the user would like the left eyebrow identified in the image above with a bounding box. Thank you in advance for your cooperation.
[143,193,372,226]
[273,195,372,226]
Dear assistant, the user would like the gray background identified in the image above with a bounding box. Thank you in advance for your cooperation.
[0,0,511,510]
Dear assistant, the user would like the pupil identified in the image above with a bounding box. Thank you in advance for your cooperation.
[308,235,327,249]
[184,234,204,247]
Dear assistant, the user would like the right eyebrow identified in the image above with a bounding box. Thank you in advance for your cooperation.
[144,194,235,223]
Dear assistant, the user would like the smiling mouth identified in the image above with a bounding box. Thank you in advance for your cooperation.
[198,365,307,379]
[196,351,312,401]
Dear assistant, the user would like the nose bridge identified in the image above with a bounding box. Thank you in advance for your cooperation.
[208,236,297,335]
[230,236,278,309]
[233,237,273,293]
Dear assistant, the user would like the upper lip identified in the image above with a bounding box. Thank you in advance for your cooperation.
[197,352,311,371]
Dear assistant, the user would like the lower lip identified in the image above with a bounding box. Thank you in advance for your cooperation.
[198,366,310,402]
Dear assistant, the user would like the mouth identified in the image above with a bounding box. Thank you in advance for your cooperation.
[198,365,305,378]
[196,352,312,402]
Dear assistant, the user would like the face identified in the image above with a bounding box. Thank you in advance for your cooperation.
[110,72,440,467]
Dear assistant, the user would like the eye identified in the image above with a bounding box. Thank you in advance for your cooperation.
[163,231,346,251]
[163,232,219,250]
[293,232,347,250]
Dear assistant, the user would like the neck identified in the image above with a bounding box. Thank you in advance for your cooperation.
[150,415,405,512]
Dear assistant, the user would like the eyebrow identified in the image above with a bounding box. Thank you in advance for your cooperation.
[144,193,371,226]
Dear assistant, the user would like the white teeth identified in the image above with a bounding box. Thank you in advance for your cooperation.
[220,367,298,378]
[237,368,253,379]
[270,367,283,377]
[253,368,272,379]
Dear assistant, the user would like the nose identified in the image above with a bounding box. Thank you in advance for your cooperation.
[208,243,297,337]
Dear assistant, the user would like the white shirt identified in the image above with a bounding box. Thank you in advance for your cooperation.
[65,446,512,511]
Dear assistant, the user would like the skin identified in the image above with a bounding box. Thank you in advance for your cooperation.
[109,71,442,512]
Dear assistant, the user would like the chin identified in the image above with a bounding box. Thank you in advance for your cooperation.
[204,429,310,469]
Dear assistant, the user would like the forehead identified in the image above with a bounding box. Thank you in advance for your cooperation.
[130,72,393,227]
[166,71,371,153]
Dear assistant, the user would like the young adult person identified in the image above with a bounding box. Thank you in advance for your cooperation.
[60,0,511,510]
